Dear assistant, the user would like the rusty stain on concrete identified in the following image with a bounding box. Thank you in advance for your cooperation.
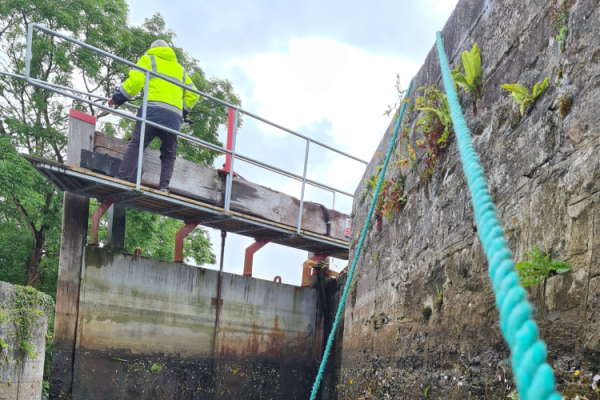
[60,247,324,399]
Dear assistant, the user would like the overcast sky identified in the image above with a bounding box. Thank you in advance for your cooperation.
[127,0,459,285]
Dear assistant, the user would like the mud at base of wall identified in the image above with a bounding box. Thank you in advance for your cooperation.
[72,348,317,400]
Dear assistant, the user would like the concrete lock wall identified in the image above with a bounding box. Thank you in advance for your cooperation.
[70,246,322,399]
[339,0,600,398]
[0,282,52,400]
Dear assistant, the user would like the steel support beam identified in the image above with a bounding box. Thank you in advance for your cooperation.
[243,240,269,277]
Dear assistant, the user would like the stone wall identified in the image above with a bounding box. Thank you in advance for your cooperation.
[0,282,52,400]
[64,246,322,399]
[339,0,600,398]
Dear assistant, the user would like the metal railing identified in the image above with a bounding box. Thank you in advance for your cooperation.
[15,23,368,235]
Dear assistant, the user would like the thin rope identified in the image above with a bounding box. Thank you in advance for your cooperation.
[308,81,414,400]
[435,32,562,400]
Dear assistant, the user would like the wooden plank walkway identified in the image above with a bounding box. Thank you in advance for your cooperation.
[27,156,350,259]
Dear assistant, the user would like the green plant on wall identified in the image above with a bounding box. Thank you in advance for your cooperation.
[414,85,454,183]
[416,85,453,146]
[451,43,483,99]
[360,165,383,204]
[515,247,571,287]
[551,0,573,52]
[416,86,453,146]
[0,286,53,360]
[500,77,550,116]
[555,26,568,52]
[379,177,407,221]
[366,165,383,194]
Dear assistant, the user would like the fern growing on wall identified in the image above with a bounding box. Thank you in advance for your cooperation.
[501,77,549,116]
[451,43,483,98]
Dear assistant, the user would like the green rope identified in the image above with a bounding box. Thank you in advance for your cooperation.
[435,32,562,400]
[308,81,413,399]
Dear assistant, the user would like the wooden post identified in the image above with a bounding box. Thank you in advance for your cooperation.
[106,204,126,249]
[50,110,95,399]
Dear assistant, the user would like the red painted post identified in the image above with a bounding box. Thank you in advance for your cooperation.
[224,107,235,173]
[174,220,201,263]
[243,240,269,277]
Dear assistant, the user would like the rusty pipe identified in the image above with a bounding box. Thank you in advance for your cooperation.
[173,220,200,262]
[243,239,269,276]
[90,199,114,245]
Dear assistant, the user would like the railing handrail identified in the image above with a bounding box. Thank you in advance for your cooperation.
[2,71,357,199]
[26,23,369,165]
[13,23,368,234]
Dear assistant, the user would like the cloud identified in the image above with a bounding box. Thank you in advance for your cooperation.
[128,0,459,61]
[225,37,420,197]
[124,0,460,284]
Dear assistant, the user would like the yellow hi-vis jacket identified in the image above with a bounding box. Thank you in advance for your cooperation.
[118,46,199,115]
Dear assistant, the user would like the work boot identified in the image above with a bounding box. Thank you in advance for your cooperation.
[158,187,170,194]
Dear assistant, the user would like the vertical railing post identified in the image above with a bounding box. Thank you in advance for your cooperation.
[224,107,235,173]
[224,109,239,212]
[332,191,336,210]
[24,23,34,79]
[135,70,150,191]
[297,140,310,234]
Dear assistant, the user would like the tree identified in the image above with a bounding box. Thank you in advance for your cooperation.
[0,1,239,291]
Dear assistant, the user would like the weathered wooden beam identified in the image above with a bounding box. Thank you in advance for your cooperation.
[93,132,351,241]
[50,109,95,399]
[94,133,222,203]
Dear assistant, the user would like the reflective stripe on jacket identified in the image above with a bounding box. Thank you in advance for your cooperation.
[119,46,199,113]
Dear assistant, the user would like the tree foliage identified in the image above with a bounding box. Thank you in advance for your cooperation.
[0,1,238,293]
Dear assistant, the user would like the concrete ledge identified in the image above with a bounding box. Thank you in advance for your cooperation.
[0,282,52,400]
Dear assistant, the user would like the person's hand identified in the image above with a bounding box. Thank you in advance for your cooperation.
[108,98,115,106]
[183,109,192,124]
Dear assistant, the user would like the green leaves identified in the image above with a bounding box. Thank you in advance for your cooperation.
[532,78,549,98]
[415,85,453,146]
[451,43,483,97]
[0,3,237,291]
[366,165,383,194]
[416,106,452,144]
[500,77,549,115]
[515,247,571,287]
[122,209,215,266]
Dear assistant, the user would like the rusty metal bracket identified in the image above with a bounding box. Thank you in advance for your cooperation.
[90,199,114,245]
[173,220,200,263]
[243,239,269,277]
[211,297,224,306]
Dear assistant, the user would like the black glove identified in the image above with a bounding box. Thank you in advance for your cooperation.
[110,91,128,106]
[182,110,192,124]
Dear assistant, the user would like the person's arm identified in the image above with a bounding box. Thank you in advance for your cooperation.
[110,55,152,106]
[183,73,200,115]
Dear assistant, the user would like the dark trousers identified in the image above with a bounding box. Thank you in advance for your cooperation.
[118,106,182,189]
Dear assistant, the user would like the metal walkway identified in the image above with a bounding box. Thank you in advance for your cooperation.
[1,23,369,261]
[28,156,350,258]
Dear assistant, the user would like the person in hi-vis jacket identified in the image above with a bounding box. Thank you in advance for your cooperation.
[109,39,199,192]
